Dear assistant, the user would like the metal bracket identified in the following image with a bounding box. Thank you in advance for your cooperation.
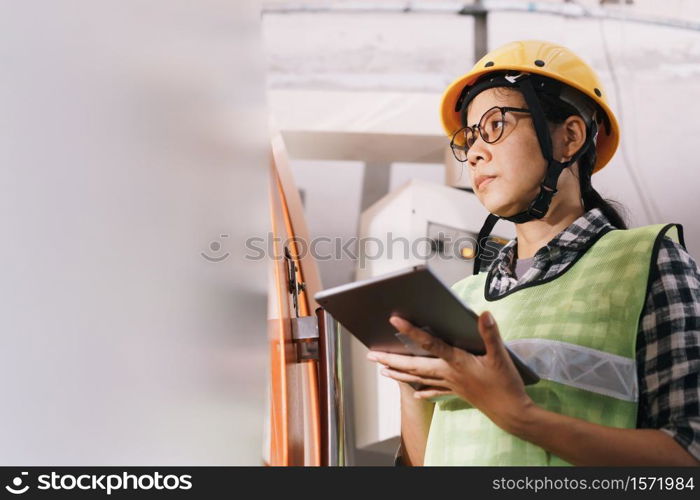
[291,316,319,361]
[284,246,306,318]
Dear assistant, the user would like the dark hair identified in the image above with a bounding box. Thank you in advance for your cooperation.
[536,91,628,229]
[490,86,629,229]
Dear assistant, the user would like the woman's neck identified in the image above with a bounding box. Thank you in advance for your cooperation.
[514,203,585,259]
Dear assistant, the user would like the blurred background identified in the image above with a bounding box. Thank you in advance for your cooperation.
[0,1,268,464]
[1,0,698,466]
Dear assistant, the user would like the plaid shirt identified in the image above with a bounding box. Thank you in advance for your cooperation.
[396,207,700,464]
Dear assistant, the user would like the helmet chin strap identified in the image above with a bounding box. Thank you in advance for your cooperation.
[471,159,567,275]
[471,76,596,275]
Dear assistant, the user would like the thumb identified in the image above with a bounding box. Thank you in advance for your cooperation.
[478,311,507,359]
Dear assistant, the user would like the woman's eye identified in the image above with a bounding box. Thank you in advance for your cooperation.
[491,120,504,131]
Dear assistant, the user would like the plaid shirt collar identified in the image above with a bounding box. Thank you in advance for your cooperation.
[494,207,615,277]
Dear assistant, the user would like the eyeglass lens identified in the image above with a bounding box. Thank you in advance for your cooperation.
[451,107,508,162]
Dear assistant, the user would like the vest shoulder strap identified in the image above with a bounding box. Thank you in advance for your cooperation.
[612,222,685,248]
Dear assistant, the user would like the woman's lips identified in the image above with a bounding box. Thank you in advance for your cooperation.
[478,177,496,190]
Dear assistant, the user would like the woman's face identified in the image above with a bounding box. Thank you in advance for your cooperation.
[465,87,550,217]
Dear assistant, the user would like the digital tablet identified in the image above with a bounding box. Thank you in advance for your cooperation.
[314,264,539,386]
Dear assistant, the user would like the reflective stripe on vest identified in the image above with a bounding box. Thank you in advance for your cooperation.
[507,338,638,402]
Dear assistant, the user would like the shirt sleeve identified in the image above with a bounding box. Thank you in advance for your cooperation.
[636,235,700,461]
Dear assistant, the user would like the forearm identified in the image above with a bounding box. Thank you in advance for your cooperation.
[511,404,700,466]
[398,383,434,466]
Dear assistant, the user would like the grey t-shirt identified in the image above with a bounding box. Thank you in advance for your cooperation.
[513,255,535,280]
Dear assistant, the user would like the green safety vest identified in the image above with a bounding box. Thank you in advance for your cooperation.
[423,223,684,466]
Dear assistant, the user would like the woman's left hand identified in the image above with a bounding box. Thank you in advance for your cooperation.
[367,312,536,433]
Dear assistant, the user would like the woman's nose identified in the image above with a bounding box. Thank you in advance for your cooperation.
[466,136,490,167]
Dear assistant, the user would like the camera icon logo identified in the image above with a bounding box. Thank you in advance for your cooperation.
[5,472,29,495]
[201,234,230,262]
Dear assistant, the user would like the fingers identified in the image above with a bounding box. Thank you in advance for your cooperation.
[367,350,444,378]
[413,387,454,400]
[380,367,446,388]
[389,315,455,362]
[478,311,508,360]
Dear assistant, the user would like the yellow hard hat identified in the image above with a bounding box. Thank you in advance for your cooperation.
[440,40,619,174]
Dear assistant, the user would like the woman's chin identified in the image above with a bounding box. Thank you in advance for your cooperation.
[482,196,508,215]
[483,198,527,218]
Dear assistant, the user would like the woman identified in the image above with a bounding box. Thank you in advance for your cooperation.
[366,40,700,466]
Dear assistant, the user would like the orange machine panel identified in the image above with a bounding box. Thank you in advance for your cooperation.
[265,133,323,466]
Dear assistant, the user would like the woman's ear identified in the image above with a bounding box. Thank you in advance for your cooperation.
[562,115,587,160]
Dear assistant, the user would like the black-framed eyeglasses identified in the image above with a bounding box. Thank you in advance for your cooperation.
[450,106,532,163]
